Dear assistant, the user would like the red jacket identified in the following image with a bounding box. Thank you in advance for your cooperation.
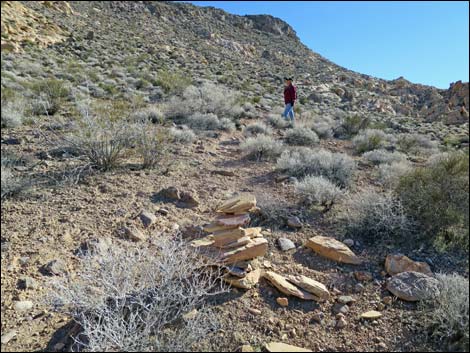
[284,84,297,105]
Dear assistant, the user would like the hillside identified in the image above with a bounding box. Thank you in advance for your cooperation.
[1,1,469,352]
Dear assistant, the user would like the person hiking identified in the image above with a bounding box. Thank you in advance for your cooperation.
[282,77,297,123]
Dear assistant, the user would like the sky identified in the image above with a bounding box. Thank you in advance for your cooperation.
[187,1,469,89]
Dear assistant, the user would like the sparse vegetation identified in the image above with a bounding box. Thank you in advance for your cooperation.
[363,149,407,165]
[397,133,439,156]
[352,129,396,154]
[169,126,196,144]
[335,114,370,138]
[49,238,227,352]
[240,134,284,161]
[334,189,414,244]
[396,152,469,250]
[284,126,319,146]
[295,175,343,210]
[243,121,272,137]
[30,78,70,115]
[277,148,356,187]
[420,273,469,352]
[377,160,414,187]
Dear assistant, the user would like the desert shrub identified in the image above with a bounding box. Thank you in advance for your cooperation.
[420,273,469,352]
[377,161,414,187]
[48,237,227,352]
[30,78,70,115]
[241,102,257,119]
[397,133,439,156]
[187,112,220,131]
[276,148,356,187]
[219,117,236,132]
[63,100,135,170]
[240,134,284,161]
[154,69,192,95]
[132,106,164,124]
[352,129,396,154]
[134,122,167,169]
[1,98,25,128]
[295,175,343,210]
[267,114,289,129]
[334,189,414,243]
[396,152,469,249]
[1,165,19,199]
[363,149,407,165]
[335,114,370,138]
[166,83,241,123]
[169,126,196,144]
[243,122,272,137]
[284,127,319,146]
[311,117,335,139]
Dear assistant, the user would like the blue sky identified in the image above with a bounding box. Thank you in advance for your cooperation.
[186,1,469,89]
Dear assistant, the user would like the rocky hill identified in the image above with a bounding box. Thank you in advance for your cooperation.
[2,1,469,129]
[1,2,469,353]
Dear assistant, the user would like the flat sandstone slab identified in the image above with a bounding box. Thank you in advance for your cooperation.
[265,342,312,352]
[286,274,329,300]
[217,194,257,214]
[306,235,362,265]
[215,213,251,228]
[264,271,317,300]
[385,254,432,276]
[224,269,262,289]
[221,237,268,264]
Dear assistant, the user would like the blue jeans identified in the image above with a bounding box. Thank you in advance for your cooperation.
[282,103,295,121]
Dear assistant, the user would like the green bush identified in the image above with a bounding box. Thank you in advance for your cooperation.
[30,79,70,115]
[396,152,469,250]
[335,114,370,138]
[155,69,191,95]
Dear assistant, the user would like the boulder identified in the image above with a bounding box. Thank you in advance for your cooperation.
[287,216,302,228]
[139,210,157,228]
[278,238,295,251]
[119,225,146,242]
[385,254,432,276]
[286,275,329,300]
[306,236,362,264]
[386,271,440,302]
[264,271,317,300]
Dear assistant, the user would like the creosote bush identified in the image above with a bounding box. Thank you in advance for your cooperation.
[30,78,70,115]
[134,122,167,169]
[63,100,135,170]
[335,114,370,138]
[276,147,356,187]
[396,152,469,250]
[240,134,284,161]
[48,237,227,352]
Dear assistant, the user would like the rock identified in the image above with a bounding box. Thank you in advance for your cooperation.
[244,227,262,238]
[157,186,180,200]
[265,342,312,352]
[190,237,215,248]
[211,169,237,177]
[14,300,33,312]
[287,216,302,228]
[385,254,432,276]
[119,225,146,242]
[386,271,440,301]
[224,269,262,289]
[18,276,38,290]
[354,271,373,282]
[361,310,382,320]
[248,308,261,315]
[241,345,254,352]
[76,237,111,256]
[139,210,157,228]
[306,236,362,265]
[85,30,94,40]
[211,227,246,247]
[158,208,169,216]
[278,238,295,251]
[338,296,356,305]
[264,271,317,300]
[221,238,268,264]
[203,222,238,233]
[42,259,66,276]
[285,275,329,300]
[177,191,200,209]
[311,311,324,323]
[1,330,16,344]
[332,303,349,315]
[221,236,251,249]
[276,297,289,307]
[225,266,247,278]
[336,317,347,329]
[215,213,251,228]
[382,296,393,305]
[217,194,256,214]
[343,239,355,247]
[354,283,365,293]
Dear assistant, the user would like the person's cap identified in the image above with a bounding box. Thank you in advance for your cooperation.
[284,77,293,81]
